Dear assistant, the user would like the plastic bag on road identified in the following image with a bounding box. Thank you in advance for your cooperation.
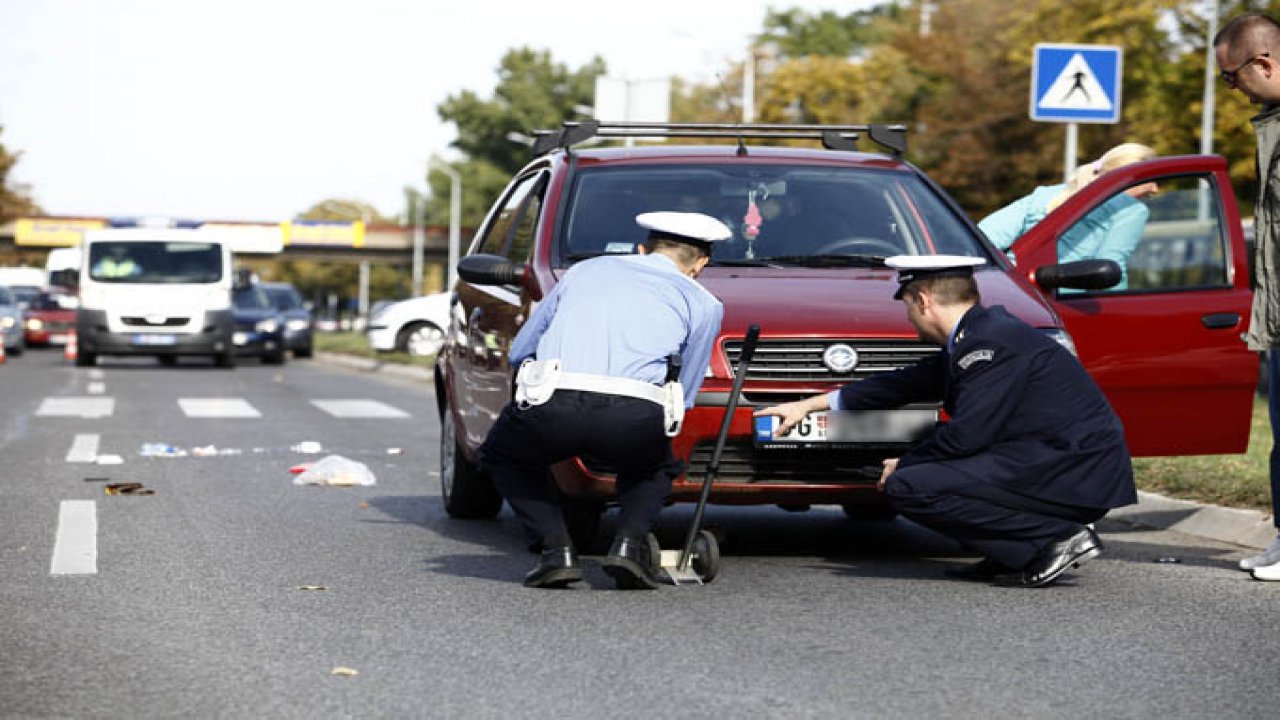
[292,455,376,487]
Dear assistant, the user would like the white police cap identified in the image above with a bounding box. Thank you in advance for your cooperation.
[635,211,732,244]
[885,254,986,299]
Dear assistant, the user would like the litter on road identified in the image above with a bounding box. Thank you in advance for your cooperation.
[292,455,376,487]
[140,443,186,458]
[291,441,323,454]
[104,482,154,496]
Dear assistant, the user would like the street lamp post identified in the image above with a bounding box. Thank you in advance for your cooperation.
[429,156,463,291]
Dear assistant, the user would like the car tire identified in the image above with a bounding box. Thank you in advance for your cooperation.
[440,407,503,519]
[294,344,314,359]
[399,322,445,357]
[264,348,287,365]
[74,351,96,367]
[215,349,236,369]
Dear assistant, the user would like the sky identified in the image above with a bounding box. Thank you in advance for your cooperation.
[0,0,873,223]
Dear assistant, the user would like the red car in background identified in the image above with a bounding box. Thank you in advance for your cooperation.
[434,120,1257,545]
[23,287,78,347]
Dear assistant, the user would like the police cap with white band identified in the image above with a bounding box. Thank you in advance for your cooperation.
[636,211,733,245]
[886,254,986,299]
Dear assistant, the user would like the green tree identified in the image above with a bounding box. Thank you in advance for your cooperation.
[0,127,40,223]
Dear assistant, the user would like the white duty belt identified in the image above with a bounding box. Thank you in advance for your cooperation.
[515,359,686,437]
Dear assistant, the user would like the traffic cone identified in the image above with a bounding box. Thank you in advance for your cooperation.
[0,341,6,365]
[64,331,77,363]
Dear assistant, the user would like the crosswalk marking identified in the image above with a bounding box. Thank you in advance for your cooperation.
[50,500,97,575]
[87,382,106,395]
[178,398,262,418]
[37,397,115,419]
[88,369,104,380]
[310,399,411,419]
[65,434,100,463]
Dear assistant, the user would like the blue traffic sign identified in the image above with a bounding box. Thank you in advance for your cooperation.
[1030,43,1123,124]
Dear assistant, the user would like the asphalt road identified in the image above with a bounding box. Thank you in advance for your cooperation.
[1,348,1277,719]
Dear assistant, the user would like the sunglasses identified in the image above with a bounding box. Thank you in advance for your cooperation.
[1222,52,1270,86]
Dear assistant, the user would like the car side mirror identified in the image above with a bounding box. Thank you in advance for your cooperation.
[53,268,80,290]
[1034,259,1122,291]
[457,254,524,286]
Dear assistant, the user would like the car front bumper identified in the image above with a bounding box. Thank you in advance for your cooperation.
[77,309,234,356]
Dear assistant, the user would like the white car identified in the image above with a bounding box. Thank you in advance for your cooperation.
[366,292,451,357]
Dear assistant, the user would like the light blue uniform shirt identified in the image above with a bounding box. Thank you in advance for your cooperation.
[510,253,724,408]
[978,183,1149,290]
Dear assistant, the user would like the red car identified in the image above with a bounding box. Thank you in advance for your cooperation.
[23,286,78,347]
[434,121,1255,544]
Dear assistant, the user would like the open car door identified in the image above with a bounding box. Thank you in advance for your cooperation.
[1008,155,1256,456]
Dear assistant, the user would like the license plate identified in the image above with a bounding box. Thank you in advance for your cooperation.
[754,409,937,446]
[132,333,177,346]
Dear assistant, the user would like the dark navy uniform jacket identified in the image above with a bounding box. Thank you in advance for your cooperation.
[835,304,1136,511]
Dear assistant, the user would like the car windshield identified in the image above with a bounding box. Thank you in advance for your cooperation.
[559,164,989,267]
[264,286,303,310]
[88,241,223,283]
[10,285,39,304]
[31,290,78,310]
[233,286,272,310]
[0,287,13,305]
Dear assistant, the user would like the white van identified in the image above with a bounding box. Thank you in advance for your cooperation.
[75,228,236,367]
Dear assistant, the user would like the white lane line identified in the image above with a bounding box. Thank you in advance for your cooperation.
[311,399,411,419]
[178,398,261,418]
[88,369,104,380]
[65,434,101,463]
[36,397,115,419]
[50,500,97,575]
[86,381,106,395]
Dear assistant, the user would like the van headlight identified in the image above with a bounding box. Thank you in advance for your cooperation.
[0,317,14,329]
[1041,328,1077,356]
[25,318,44,330]
[255,319,280,333]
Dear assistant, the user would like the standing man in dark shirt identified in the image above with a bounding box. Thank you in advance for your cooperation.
[755,255,1137,587]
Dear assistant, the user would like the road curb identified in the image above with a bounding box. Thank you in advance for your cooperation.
[1109,490,1275,550]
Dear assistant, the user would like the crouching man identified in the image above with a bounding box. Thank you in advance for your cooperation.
[479,212,727,589]
[755,255,1137,587]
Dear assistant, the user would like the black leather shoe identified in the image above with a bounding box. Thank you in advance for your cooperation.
[524,546,582,588]
[944,558,1015,582]
[602,536,660,590]
[997,526,1103,588]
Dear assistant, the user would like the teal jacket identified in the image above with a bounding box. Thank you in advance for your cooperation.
[978,183,1149,290]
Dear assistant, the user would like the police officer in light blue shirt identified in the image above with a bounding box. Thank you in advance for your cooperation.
[479,211,727,590]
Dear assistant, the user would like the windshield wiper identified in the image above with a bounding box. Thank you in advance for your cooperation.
[758,254,888,268]
[712,258,783,268]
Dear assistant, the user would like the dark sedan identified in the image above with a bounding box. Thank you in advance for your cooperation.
[260,282,313,357]
[231,285,287,364]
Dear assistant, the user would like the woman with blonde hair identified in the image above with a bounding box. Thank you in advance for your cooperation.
[979,143,1158,290]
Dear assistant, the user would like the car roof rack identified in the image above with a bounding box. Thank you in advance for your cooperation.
[529,120,909,158]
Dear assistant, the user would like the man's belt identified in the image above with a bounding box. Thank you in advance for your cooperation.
[514,359,685,436]
[556,371,667,404]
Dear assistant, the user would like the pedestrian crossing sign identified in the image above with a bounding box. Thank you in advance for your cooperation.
[1030,43,1123,124]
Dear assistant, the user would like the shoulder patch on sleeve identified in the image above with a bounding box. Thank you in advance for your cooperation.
[957,348,994,370]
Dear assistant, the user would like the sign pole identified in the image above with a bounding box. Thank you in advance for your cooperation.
[1063,122,1079,183]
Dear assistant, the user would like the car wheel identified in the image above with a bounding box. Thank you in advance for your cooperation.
[264,348,287,365]
[75,351,96,367]
[215,349,236,369]
[440,407,503,519]
[294,343,314,359]
[399,322,445,357]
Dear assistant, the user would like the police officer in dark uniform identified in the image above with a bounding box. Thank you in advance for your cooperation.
[479,211,728,589]
[755,255,1137,587]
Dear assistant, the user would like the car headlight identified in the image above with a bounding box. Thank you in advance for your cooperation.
[0,317,14,329]
[286,318,309,331]
[255,318,280,333]
[1040,328,1077,356]
[25,318,44,330]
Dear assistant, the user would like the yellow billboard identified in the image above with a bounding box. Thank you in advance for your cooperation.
[282,220,365,247]
[14,218,105,246]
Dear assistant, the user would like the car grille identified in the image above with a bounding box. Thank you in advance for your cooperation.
[122,316,189,327]
[723,338,939,381]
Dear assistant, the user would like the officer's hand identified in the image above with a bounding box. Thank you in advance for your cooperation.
[753,400,815,437]
[877,457,899,492]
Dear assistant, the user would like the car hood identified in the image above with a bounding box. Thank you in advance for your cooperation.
[698,266,1060,338]
[232,307,279,323]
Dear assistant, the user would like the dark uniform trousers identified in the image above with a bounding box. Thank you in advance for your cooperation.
[884,465,1106,569]
[479,389,681,549]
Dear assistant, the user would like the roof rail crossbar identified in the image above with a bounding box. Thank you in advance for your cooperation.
[532,120,909,156]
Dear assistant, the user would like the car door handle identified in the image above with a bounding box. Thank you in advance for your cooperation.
[1201,312,1240,329]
